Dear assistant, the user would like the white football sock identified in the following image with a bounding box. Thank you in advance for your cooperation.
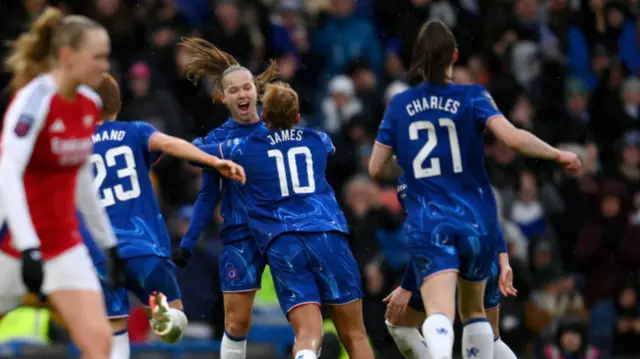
[294,349,317,359]
[493,337,517,359]
[386,320,431,359]
[221,331,247,359]
[462,319,494,359]
[422,313,454,359]
[110,330,130,359]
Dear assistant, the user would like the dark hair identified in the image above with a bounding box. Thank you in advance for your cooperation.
[260,82,299,130]
[407,20,457,86]
[179,37,278,103]
[5,7,103,92]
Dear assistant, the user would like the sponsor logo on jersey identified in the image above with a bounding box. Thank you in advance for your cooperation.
[14,114,34,137]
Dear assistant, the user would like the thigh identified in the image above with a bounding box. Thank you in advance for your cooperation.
[408,230,460,287]
[267,234,320,317]
[125,256,182,305]
[219,238,267,293]
[457,234,494,282]
[0,251,25,314]
[43,244,101,294]
[305,232,363,305]
[95,261,130,319]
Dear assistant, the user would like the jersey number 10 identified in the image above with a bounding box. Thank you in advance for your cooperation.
[268,146,316,197]
[90,145,142,207]
[410,118,463,179]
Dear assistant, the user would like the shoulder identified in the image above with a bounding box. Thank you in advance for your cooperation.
[77,85,102,109]
[10,75,57,113]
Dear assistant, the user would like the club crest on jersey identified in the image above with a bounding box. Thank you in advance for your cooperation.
[14,114,34,137]
[83,115,94,128]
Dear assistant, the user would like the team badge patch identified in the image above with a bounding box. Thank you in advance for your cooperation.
[227,265,238,281]
[14,114,35,137]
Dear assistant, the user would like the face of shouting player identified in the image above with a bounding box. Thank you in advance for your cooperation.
[221,69,259,124]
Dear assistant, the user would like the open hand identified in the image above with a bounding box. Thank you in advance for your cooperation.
[383,286,412,321]
[499,264,518,297]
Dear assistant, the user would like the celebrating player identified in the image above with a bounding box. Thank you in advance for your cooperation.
[78,73,245,359]
[369,20,581,359]
[0,8,123,359]
[170,37,277,359]
[383,176,518,359]
[199,82,374,359]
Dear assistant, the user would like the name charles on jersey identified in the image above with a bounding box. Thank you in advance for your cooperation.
[405,96,460,117]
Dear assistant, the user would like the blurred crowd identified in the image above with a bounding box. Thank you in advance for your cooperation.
[1,0,640,358]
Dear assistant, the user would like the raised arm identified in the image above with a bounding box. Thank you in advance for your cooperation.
[148,132,245,184]
[0,84,54,251]
[486,116,581,175]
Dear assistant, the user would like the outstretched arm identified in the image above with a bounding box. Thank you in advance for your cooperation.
[149,132,245,183]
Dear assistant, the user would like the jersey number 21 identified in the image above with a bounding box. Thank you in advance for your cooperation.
[411,118,463,179]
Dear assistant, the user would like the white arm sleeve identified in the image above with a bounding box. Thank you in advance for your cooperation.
[76,162,116,249]
[0,81,54,251]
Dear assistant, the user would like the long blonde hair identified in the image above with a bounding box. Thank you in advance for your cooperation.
[179,37,278,103]
[5,7,102,93]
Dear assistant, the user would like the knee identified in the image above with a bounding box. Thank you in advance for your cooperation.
[76,320,112,358]
[225,308,252,337]
[336,326,368,347]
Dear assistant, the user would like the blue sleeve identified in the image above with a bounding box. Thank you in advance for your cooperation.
[134,121,160,164]
[400,260,416,291]
[179,171,220,250]
[191,136,205,147]
[187,143,222,169]
[375,98,397,148]
[317,131,336,155]
[471,86,503,128]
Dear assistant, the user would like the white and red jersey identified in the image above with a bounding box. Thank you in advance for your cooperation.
[0,74,116,260]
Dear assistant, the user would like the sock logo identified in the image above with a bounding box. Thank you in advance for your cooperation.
[466,347,479,357]
[436,327,448,335]
[296,355,304,359]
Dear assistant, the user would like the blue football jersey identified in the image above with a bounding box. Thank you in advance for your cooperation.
[376,83,502,236]
[202,118,268,244]
[83,120,170,259]
[217,128,349,252]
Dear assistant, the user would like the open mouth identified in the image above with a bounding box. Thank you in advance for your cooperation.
[238,102,250,112]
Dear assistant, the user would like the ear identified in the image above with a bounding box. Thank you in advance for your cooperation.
[452,48,459,65]
[295,113,301,125]
[58,46,74,64]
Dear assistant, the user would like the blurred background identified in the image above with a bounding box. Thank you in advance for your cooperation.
[0,0,640,358]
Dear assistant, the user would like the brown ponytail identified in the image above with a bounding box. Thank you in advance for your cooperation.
[5,7,102,93]
[260,81,299,130]
[407,20,456,86]
[179,37,278,103]
[95,73,121,120]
